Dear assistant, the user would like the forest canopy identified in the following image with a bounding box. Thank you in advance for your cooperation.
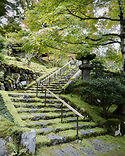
[23,0,125,70]
[0,0,125,71]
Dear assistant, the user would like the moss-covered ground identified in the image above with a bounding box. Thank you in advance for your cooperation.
[4,55,57,74]
[61,94,106,125]
[1,61,125,155]
[36,135,125,156]
[0,90,24,126]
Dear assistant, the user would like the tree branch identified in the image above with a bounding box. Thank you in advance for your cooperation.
[85,36,102,41]
[95,41,121,46]
[86,34,120,43]
[45,43,62,50]
[102,33,120,37]
[118,0,124,19]
[63,41,86,44]
[67,9,120,21]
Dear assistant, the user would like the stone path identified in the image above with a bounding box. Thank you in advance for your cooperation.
[6,63,106,153]
[37,139,120,156]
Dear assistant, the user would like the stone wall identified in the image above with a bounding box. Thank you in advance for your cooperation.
[0,61,41,91]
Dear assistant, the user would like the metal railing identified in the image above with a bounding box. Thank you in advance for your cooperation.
[40,84,85,139]
[35,60,83,138]
[36,59,80,86]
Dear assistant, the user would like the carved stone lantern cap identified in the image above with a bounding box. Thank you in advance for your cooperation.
[76,52,96,61]
[76,52,96,71]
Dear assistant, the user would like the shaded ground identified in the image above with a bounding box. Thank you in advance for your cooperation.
[36,135,125,156]
[4,55,57,74]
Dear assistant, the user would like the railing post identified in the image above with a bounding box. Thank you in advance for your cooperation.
[69,62,70,69]
[60,69,62,76]
[76,115,79,139]
[49,77,50,85]
[36,81,38,97]
[61,104,63,123]
[45,88,46,106]
[54,74,56,81]
[41,83,43,92]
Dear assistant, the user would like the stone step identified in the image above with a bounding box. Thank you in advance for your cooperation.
[25,90,61,94]
[28,88,61,92]
[36,127,106,146]
[26,120,53,127]
[8,93,36,98]
[20,112,76,121]
[11,97,61,104]
[13,102,67,109]
[41,86,61,89]
[16,107,71,113]
[44,81,66,85]
[11,97,43,103]
[25,90,48,94]
[22,115,89,125]
[26,89,62,94]
[24,117,88,127]
[40,90,62,94]
[6,67,101,148]
[8,93,56,99]
[23,118,92,130]
[31,85,60,89]
[35,121,97,135]
[25,121,97,136]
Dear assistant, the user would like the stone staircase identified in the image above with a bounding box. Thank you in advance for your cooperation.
[7,61,106,151]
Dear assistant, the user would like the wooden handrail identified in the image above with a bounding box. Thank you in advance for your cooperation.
[41,84,84,120]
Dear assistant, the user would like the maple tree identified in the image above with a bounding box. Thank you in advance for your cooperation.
[25,0,125,71]
[0,0,35,34]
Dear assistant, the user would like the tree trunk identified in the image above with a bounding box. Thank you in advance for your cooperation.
[119,0,125,71]
[121,18,125,71]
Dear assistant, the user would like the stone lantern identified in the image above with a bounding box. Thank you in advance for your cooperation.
[76,53,96,81]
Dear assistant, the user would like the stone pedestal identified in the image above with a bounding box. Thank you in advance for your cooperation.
[79,60,93,81]
[76,53,96,81]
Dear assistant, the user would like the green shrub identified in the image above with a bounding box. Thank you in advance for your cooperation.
[64,79,86,94]
[0,35,5,61]
[79,78,125,114]
[90,60,106,78]
[0,35,4,52]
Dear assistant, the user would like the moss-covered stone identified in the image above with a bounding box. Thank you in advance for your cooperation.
[0,93,14,122]
[0,116,19,137]
[0,90,24,126]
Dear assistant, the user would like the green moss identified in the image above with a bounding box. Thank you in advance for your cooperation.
[36,135,125,156]
[61,94,106,125]
[25,67,58,89]
[0,116,31,155]
[70,77,75,80]
[0,116,20,137]
[0,93,14,122]
[8,79,12,84]
[10,96,44,103]
[0,90,25,126]
[36,135,50,146]
[20,111,64,121]
[4,55,52,73]
[58,127,106,139]
[87,135,125,156]
[63,84,69,90]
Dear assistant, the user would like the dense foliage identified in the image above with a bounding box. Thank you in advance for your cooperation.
[0,35,5,61]
[24,0,125,71]
[66,77,125,115]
